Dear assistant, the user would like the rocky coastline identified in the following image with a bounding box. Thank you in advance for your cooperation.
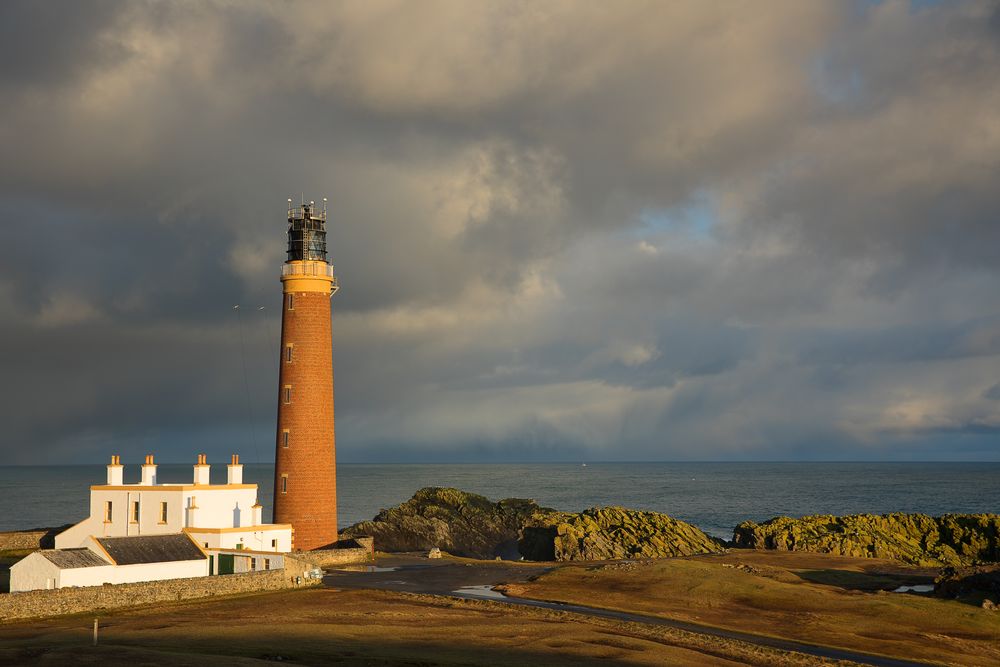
[341,487,724,561]
[732,513,1000,566]
[344,487,1000,567]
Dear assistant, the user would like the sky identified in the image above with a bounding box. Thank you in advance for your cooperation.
[1,0,999,465]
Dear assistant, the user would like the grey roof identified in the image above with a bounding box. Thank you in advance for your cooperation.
[40,548,110,569]
[96,534,206,565]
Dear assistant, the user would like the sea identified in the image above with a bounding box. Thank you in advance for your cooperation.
[1,462,998,540]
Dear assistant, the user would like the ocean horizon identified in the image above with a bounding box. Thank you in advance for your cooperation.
[2,461,997,540]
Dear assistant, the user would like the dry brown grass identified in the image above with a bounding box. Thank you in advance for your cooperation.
[0,586,851,666]
[508,550,1000,667]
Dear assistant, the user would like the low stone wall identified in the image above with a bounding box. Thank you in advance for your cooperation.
[0,554,319,623]
[300,537,374,568]
[0,527,65,552]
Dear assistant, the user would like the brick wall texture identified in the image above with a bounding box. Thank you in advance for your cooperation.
[273,290,339,550]
[0,555,319,623]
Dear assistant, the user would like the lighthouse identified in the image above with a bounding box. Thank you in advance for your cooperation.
[272,198,339,550]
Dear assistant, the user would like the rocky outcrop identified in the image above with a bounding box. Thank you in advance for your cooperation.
[519,506,725,561]
[341,487,544,559]
[732,513,1000,566]
[935,564,1000,601]
[342,488,725,561]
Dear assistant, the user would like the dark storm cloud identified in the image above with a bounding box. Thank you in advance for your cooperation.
[1,0,998,464]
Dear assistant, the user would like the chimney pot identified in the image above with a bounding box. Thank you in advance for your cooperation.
[193,454,210,485]
[227,453,244,485]
[140,454,157,485]
[106,455,123,485]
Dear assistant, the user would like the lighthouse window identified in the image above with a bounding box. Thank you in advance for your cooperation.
[282,430,289,448]
[104,501,113,522]
[285,344,293,363]
[131,501,139,523]
[159,501,168,523]
[287,294,294,310]
[281,475,288,494]
[283,385,292,404]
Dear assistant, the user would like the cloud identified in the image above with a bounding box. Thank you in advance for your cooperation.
[0,1,998,463]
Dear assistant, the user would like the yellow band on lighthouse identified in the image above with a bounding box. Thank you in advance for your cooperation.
[280,260,339,294]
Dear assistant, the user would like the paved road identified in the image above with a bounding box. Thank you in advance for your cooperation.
[323,555,933,667]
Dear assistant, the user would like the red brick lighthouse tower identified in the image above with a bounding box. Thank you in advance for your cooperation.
[272,198,339,550]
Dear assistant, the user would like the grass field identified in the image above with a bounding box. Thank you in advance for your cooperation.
[507,550,1000,667]
[2,549,998,665]
[0,586,856,666]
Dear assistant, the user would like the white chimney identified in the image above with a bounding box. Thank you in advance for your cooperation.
[251,502,263,526]
[227,454,243,485]
[106,455,123,485]
[140,454,157,485]
[193,453,210,485]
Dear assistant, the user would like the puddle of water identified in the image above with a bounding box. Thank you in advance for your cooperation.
[333,565,399,573]
[453,585,508,600]
[892,584,933,593]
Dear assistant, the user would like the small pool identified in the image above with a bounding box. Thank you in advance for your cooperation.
[892,584,934,593]
[332,565,399,573]
[453,585,508,600]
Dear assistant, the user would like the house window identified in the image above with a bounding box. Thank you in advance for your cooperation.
[104,501,113,522]
[159,501,168,523]
[282,430,289,448]
[287,294,294,310]
[271,538,277,548]
[250,558,257,571]
[281,475,288,494]
[264,558,271,570]
[131,501,139,523]
[285,344,293,363]
[283,385,292,404]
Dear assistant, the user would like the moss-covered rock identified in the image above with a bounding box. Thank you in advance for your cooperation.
[519,506,725,561]
[342,488,724,561]
[732,513,1000,566]
[341,487,545,559]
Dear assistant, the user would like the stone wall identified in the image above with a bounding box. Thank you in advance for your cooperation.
[0,554,319,623]
[0,527,65,552]
[298,537,374,568]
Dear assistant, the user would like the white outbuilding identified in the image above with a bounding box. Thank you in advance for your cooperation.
[10,533,208,593]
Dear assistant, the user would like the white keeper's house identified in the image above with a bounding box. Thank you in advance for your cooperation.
[10,454,293,592]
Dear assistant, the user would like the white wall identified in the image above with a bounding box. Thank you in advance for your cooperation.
[59,559,208,587]
[187,487,258,528]
[187,527,292,553]
[9,554,61,593]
